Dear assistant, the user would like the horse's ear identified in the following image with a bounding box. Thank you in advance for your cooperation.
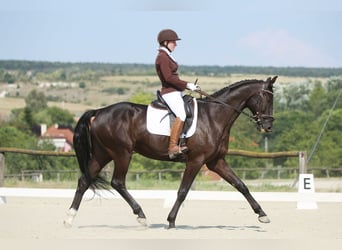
[270,76,278,84]
[265,76,277,90]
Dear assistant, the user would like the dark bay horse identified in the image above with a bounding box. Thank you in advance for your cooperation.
[64,76,278,228]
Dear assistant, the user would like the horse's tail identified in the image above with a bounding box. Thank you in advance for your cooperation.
[73,109,109,190]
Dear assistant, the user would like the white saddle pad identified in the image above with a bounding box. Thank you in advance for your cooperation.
[146,98,198,138]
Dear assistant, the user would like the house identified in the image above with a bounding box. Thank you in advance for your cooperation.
[40,124,74,152]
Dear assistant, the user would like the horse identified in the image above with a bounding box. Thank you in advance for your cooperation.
[64,76,278,229]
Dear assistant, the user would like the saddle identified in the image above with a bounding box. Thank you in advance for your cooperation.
[150,90,195,134]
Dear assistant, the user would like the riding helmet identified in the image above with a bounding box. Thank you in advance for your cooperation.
[157,29,181,44]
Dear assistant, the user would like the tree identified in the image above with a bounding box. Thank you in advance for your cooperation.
[277,84,310,112]
[4,72,15,84]
[0,126,38,173]
[307,109,342,169]
[0,126,33,148]
[34,107,75,128]
[46,107,75,126]
[79,82,86,88]
[23,107,34,128]
[25,90,48,113]
[306,81,331,117]
[8,108,31,132]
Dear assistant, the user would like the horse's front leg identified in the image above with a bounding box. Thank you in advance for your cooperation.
[167,163,202,228]
[207,158,270,223]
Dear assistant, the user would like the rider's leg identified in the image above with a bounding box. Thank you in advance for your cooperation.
[162,91,188,159]
[168,117,188,159]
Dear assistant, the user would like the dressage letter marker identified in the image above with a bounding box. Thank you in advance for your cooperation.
[0,196,6,205]
[297,174,318,209]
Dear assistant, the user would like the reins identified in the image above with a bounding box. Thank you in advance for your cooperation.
[194,88,254,120]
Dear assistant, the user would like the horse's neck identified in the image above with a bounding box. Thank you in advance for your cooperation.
[219,83,257,108]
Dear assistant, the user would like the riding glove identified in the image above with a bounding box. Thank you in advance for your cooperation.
[187,83,200,91]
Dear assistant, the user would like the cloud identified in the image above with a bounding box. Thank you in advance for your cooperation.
[237,29,335,67]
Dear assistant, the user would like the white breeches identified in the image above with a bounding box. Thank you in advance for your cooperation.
[162,91,186,121]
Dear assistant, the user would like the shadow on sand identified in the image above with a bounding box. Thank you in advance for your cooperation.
[78,223,266,233]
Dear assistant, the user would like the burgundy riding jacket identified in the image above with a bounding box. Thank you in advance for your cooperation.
[155,48,187,95]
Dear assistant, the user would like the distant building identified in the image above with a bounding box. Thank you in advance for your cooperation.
[39,124,74,152]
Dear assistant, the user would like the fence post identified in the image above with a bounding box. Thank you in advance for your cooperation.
[277,166,281,179]
[242,170,246,180]
[0,153,4,187]
[299,151,307,174]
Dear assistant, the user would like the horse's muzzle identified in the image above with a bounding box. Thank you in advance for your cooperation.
[256,115,274,133]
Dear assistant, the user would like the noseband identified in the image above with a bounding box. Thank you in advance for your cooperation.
[252,84,275,128]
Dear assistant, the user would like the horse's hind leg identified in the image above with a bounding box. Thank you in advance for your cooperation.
[111,153,147,226]
[207,158,270,223]
[64,174,90,227]
[64,159,103,227]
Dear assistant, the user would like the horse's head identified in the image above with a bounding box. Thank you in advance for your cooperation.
[247,76,277,133]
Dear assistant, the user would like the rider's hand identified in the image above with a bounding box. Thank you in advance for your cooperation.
[187,83,200,91]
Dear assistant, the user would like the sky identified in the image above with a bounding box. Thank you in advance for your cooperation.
[1,0,342,68]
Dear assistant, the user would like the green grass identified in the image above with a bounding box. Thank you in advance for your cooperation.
[3,179,78,189]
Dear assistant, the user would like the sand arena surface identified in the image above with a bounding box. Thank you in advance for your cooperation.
[0,188,342,250]
[0,189,341,239]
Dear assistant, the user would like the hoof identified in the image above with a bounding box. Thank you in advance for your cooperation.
[137,217,148,227]
[258,215,271,223]
[63,218,73,228]
[168,222,176,229]
[64,208,77,228]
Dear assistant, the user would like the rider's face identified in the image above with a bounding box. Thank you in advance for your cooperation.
[166,40,177,52]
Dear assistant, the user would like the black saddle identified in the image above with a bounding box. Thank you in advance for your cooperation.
[151,90,195,134]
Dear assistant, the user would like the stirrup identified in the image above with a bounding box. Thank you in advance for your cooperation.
[168,146,188,159]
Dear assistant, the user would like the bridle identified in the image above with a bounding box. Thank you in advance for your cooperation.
[251,84,275,129]
[195,83,274,126]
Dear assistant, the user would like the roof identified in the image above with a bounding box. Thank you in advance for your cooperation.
[42,125,74,145]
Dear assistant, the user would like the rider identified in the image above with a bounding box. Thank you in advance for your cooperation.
[155,28,199,159]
